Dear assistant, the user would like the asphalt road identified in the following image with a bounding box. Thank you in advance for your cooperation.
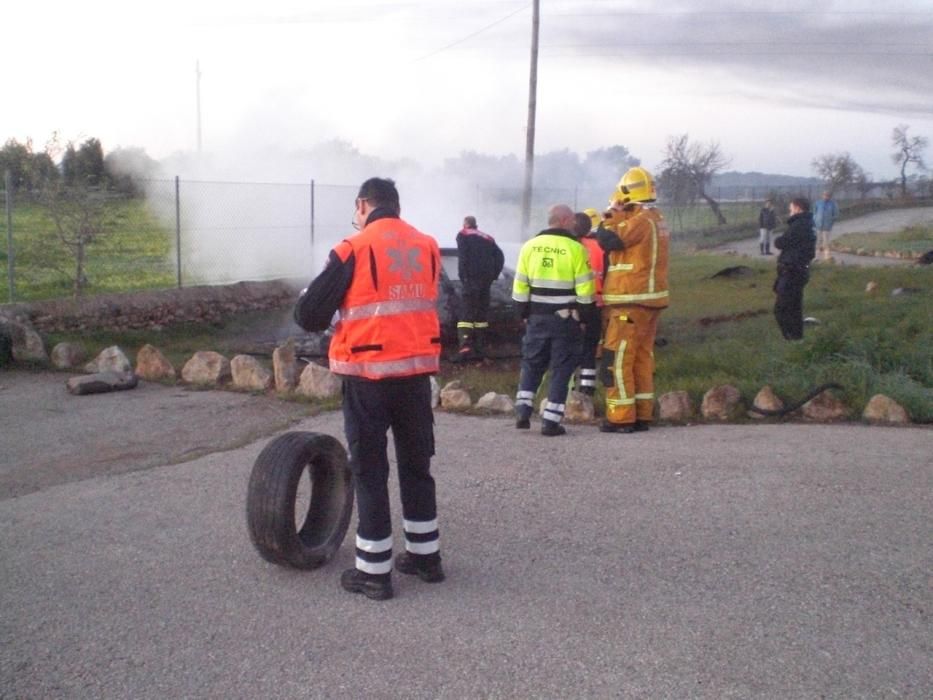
[1,370,931,698]
[712,206,933,267]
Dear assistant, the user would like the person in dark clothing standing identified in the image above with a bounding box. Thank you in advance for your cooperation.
[294,177,445,601]
[758,200,777,255]
[455,216,504,362]
[773,196,816,341]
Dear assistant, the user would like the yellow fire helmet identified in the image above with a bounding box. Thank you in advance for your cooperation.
[583,208,600,229]
[616,166,657,205]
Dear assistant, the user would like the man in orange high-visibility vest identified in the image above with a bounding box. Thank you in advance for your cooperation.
[295,177,444,601]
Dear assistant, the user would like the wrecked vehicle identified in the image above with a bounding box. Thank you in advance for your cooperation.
[279,247,523,358]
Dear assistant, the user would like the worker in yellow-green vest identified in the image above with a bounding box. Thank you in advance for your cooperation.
[512,204,597,437]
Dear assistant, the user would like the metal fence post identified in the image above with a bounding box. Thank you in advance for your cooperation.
[310,179,315,272]
[4,170,13,302]
[175,176,182,288]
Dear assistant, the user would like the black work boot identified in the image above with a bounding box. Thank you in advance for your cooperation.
[515,411,531,429]
[340,568,393,600]
[395,552,446,583]
[541,419,566,436]
[599,420,635,434]
[633,420,651,432]
[473,326,488,360]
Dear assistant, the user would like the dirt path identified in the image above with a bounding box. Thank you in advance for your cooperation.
[711,206,933,266]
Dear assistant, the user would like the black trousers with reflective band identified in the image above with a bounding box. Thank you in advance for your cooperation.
[342,375,438,569]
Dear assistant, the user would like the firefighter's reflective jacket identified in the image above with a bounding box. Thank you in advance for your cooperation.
[600,205,670,308]
[295,210,441,380]
[512,228,596,316]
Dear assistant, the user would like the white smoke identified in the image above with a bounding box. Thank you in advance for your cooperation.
[147,137,563,287]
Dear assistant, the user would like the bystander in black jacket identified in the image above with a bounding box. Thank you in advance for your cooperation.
[772,211,816,340]
[759,206,777,230]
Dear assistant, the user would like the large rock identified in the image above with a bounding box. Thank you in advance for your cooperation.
[440,380,472,410]
[801,389,849,422]
[231,354,273,392]
[749,385,784,419]
[181,351,231,386]
[1,318,48,363]
[51,342,87,370]
[272,341,299,392]
[135,344,175,381]
[862,394,910,424]
[85,345,132,374]
[659,391,694,422]
[701,385,743,421]
[564,390,596,423]
[475,392,514,413]
[296,362,341,399]
[66,371,138,396]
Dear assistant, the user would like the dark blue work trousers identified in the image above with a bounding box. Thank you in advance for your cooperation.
[515,313,583,424]
[342,375,438,571]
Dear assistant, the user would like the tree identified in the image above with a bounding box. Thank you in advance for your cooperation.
[658,134,731,225]
[890,124,928,198]
[581,145,640,189]
[62,137,106,187]
[104,146,158,195]
[25,135,109,297]
[535,149,584,190]
[852,165,874,201]
[811,152,861,196]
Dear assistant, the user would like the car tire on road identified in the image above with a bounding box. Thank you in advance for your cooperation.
[246,431,353,570]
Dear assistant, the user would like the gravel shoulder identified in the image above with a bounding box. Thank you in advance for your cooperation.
[0,369,313,499]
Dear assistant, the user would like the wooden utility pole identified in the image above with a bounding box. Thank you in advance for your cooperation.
[520,0,539,236]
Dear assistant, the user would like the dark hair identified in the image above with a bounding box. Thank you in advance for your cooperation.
[790,196,810,212]
[358,177,400,215]
[463,216,477,229]
[572,212,592,237]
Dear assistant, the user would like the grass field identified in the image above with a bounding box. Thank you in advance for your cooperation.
[0,197,175,303]
[832,225,933,258]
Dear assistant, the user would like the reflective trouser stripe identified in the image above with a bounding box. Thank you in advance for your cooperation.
[474,321,489,329]
[579,368,596,388]
[457,321,475,329]
[541,401,565,423]
[602,306,662,425]
[516,389,535,408]
[355,534,393,575]
[403,519,439,555]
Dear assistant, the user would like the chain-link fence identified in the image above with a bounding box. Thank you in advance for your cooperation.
[0,174,915,304]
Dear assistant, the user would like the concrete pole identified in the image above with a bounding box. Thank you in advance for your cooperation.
[520,0,539,237]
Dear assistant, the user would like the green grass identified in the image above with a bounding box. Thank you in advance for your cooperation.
[1,197,176,303]
[832,226,933,258]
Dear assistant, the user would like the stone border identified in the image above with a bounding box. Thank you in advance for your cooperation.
[0,279,300,334]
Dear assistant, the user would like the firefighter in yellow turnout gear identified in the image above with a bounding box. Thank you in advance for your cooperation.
[597,167,670,433]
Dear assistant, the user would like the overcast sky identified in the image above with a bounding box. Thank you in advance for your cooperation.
[5,0,933,182]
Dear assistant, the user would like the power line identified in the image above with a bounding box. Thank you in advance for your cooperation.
[410,3,531,62]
